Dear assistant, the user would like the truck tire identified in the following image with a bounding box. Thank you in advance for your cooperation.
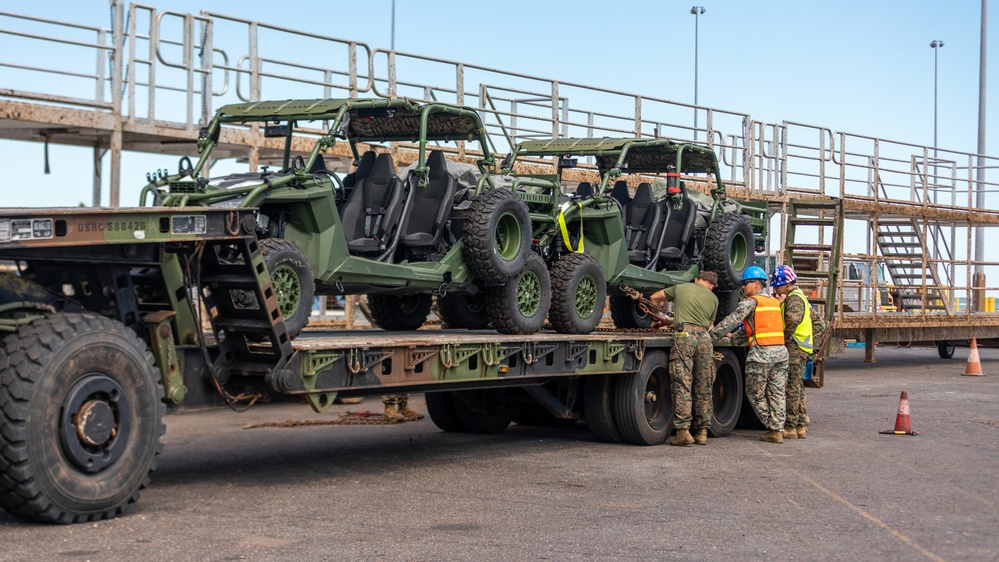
[366,294,433,331]
[485,253,551,335]
[714,288,741,325]
[609,295,654,330]
[260,238,315,339]
[613,350,673,445]
[453,391,513,434]
[937,341,956,359]
[425,392,465,432]
[710,348,743,437]
[0,313,165,524]
[549,253,607,334]
[703,212,755,291]
[462,189,532,284]
[435,293,490,330]
[583,375,622,443]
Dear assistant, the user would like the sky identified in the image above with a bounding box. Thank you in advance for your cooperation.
[2,0,994,207]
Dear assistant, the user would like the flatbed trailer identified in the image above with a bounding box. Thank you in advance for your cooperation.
[0,206,755,524]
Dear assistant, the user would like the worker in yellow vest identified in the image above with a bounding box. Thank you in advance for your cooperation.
[710,266,790,443]
[771,265,820,439]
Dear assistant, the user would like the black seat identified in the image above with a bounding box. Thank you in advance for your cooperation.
[338,153,405,254]
[308,154,328,174]
[573,181,593,198]
[399,150,457,248]
[341,151,376,200]
[610,181,631,207]
[625,183,665,264]
[658,181,696,260]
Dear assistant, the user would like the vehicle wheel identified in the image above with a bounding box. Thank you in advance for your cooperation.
[583,375,622,443]
[435,293,490,330]
[425,392,465,432]
[710,349,743,437]
[609,295,654,330]
[613,350,673,445]
[937,341,956,359]
[260,238,315,339]
[366,294,433,331]
[714,288,741,325]
[703,212,755,292]
[463,189,532,284]
[549,253,607,334]
[453,392,513,434]
[485,253,551,335]
[0,313,165,524]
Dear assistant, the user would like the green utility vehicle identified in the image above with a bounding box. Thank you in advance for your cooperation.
[497,137,767,332]
[140,98,540,335]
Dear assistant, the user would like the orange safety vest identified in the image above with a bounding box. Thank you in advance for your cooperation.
[743,295,786,346]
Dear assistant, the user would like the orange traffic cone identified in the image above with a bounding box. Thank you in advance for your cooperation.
[880,390,919,436]
[964,337,985,376]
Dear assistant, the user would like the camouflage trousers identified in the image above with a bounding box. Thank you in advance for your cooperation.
[382,394,409,407]
[785,346,810,427]
[669,330,715,430]
[745,358,788,431]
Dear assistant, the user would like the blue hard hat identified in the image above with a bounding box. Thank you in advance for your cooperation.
[741,265,768,283]
[770,265,798,287]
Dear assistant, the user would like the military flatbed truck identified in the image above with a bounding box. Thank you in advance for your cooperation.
[0,206,755,525]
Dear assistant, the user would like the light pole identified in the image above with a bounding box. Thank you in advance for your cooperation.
[930,40,944,187]
[391,0,396,50]
[691,6,705,141]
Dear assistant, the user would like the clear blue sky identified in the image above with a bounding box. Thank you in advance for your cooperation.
[1,0,994,207]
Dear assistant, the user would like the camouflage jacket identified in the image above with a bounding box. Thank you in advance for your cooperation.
[711,297,790,364]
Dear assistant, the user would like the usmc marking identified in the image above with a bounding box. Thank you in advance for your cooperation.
[75,220,148,233]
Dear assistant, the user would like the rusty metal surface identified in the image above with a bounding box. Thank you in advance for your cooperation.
[290,328,672,352]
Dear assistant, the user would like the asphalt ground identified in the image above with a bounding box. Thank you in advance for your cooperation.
[1,345,997,561]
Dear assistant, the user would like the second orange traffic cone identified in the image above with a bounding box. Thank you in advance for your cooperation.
[880,390,919,436]
[964,337,985,376]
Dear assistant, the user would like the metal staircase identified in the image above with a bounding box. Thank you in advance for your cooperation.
[783,198,843,325]
[875,219,951,314]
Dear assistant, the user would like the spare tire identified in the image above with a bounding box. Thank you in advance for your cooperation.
[462,189,532,284]
[703,212,755,291]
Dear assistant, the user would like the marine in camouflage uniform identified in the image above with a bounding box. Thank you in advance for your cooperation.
[710,267,789,442]
[780,292,810,434]
[650,271,719,446]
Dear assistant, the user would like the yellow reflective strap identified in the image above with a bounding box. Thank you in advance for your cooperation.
[557,201,584,253]
[754,331,784,339]
[755,306,782,312]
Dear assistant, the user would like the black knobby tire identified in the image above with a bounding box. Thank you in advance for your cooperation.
[714,288,741,325]
[609,295,654,330]
[583,375,623,443]
[425,392,465,432]
[937,341,956,359]
[613,351,673,445]
[435,293,490,330]
[453,392,513,434]
[703,212,755,291]
[367,294,433,331]
[260,238,315,339]
[462,189,532,284]
[0,313,165,524]
[485,253,552,335]
[549,253,607,335]
[710,348,743,437]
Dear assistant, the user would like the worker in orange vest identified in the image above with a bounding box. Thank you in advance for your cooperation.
[710,266,790,443]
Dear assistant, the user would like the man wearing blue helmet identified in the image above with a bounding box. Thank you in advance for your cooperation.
[772,265,821,440]
[710,265,789,443]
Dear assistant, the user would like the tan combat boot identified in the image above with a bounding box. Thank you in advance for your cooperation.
[693,428,708,445]
[760,430,784,443]
[782,425,798,440]
[398,398,425,420]
[796,425,807,439]
[669,429,695,446]
[383,404,403,422]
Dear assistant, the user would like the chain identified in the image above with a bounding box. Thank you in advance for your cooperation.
[243,411,422,429]
[108,2,131,101]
